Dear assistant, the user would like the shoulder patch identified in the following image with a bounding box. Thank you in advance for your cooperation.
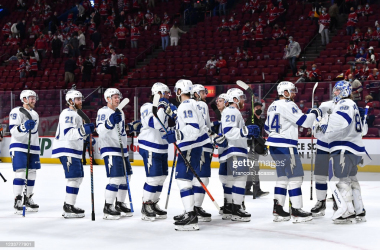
[183,100,190,103]
[339,105,349,110]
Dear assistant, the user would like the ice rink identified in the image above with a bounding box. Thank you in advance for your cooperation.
[0,163,379,250]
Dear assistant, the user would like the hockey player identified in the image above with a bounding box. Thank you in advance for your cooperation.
[310,99,336,217]
[191,84,213,221]
[265,81,321,223]
[96,88,141,220]
[138,83,172,221]
[213,93,232,218]
[10,90,40,214]
[220,88,260,222]
[318,81,368,223]
[161,79,209,231]
[52,90,95,218]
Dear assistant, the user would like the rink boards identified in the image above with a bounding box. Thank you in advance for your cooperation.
[1,136,379,172]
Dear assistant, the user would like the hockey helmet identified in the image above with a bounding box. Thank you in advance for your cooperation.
[20,90,38,104]
[151,82,171,96]
[333,80,352,103]
[277,81,298,98]
[104,88,123,103]
[65,90,83,105]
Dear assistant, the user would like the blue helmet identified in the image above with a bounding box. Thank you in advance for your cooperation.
[333,80,352,103]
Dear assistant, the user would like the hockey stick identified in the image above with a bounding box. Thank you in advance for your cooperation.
[76,109,95,221]
[362,105,369,137]
[0,172,7,182]
[19,107,33,217]
[152,94,220,211]
[115,98,134,212]
[165,149,177,209]
[328,157,348,220]
[310,82,318,200]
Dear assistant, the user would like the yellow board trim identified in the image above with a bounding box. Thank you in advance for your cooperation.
[1,157,379,172]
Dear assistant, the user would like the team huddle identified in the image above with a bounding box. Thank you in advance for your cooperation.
[8,79,368,230]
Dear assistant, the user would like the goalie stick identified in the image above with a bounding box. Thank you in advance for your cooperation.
[19,107,33,217]
[76,109,96,221]
[152,94,220,211]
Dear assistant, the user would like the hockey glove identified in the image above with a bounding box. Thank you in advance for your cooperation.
[358,107,366,123]
[162,130,183,144]
[309,108,323,120]
[106,111,122,129]
[79,123,95,136]
[85,136,96,146]
[158,98,169,109]
[240,125,260,138]
[165,103,178,120]
[214,134,228,148]
[18,120,36,132]
[128,120,142,133]
[211,121,221,134]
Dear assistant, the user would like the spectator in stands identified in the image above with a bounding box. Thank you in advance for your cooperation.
[2,22,11,40]
[229,17,240,31]
[109,48,118,83]
[18,56,26,78]
[355,47,367,63]
[364,28,375,41]
[285,36,301,77]
[11,22,19,38]
[204,55,217,69]
[31,46,41,70]
[351,28,362,45]
[267,4,279,27]
[235,47,243,62]
[219,0,227,16]
[159,20,170,51]
[319,7,330,46]
[81,57,93,82]
[69,33,80,57]
[218,19,230,32]
[356,5,365,16]
[16,20,26,40]
[153,14,161,25]
[254,21,263,47]
[115,23,128,49]
[310,64,321,81]
[76,3,85,17]
[242,21,252,50]
[364,3,373,17]
[4,48,23,63]
[271,24,283,40]
[118,54,128,76]
[169,23,186,46]
[299,100,308,113]
[364,95,375,127]
[77,56,84,67]
[242,2,252,14]
[51,34,62,59]
[344,65,359,80]
[296,65,310,82]
[50,12,59,34]
[258,16,266,28]
[242,49,253,62]
[100,59,110,75]
[345,40,358,59]
[91,30,102,50]
[131,24,140,48]
[30,22,40,40]
[88,53,96,66]
[28,55,38,77]
[78,30,85,51]
[4,35,16,46]
[367,47,378,64]
[64,56,76,83]
[215,55,226,74]
[348,73,363,102]
[313,101,319,108]
[346,7,357,35]
[328,2,338,32]
[367,68,379,80]
[34,34,47,59]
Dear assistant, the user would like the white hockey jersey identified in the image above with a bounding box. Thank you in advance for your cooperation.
[265,99,316,148]
[197,100,213,153]
[9,107,40,155]
[51,108,85,159]
[220,106,247,161]
[314,100,336,152]
[217,109,226,163]
[96,106,128,158]
[324,98,368,155]
[138,102,169,154]
[176,99,209,151]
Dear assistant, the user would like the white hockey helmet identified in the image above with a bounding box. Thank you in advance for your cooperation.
[277,81,298,98]
[104,88,123,103]
[227,88,246,105]
[151,82,171,96]
[174,79,193,99]
[193,84,208,100]
[216,93,230,107]
[65,90,83,105]
[20,90,38,104]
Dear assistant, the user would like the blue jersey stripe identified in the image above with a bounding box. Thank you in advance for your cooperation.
[52,148,82,155]
[10,143,40,151]
[138,139,168,150]
[100,147,128,154]
[328,141,365,152]
[296,115,307,126]
[220,147,247,158]
[336,111,352,125]
[266,137,298,146]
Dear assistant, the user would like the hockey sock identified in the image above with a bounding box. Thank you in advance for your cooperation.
[192,177,209,207]
[288,177,303,209]
[117,175,131,203]
[65,178,83,205]
[231,177,246,205]
[177,179,194,212]
[315,175,328,201]
[274,177,288,207]
[13,170,26,196]
[153,175,166,202]
[26,170,36,196]
[143,176,158,202]
[350,176,364,214]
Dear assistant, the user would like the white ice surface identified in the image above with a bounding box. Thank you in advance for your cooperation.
[0,163,379,250]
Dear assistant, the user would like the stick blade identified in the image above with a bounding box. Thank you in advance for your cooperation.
[312,82,319,92]
[117,98,130,111]
[152,94,160,117]
[236,80,249,90]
